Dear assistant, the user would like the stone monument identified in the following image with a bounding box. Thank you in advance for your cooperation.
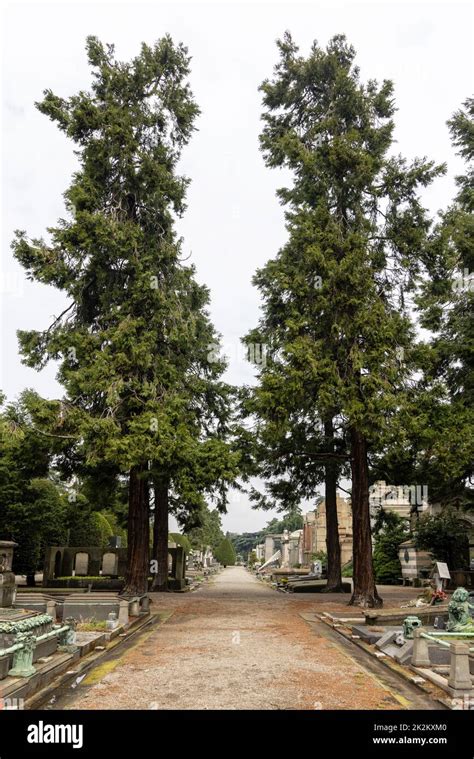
[280,530,290,568]
[0,541,75,680]
[447,587,474,633]
[0,541,18,607]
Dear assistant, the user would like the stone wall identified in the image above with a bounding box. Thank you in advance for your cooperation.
[43,546,128,586]
[304,496,353,567]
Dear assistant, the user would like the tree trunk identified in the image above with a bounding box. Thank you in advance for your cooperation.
[26,573,36,587]
[123,463,150,596]
[323,419,343,592]
[349,427,382,608]
[151,480,169,592]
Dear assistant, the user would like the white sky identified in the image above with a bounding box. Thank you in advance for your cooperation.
[1,0,473,533]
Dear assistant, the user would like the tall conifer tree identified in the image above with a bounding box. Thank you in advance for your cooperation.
[12,37,238,595]
[248,33,443,606]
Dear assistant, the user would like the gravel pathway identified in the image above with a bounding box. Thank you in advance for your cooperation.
[63,567,406,711]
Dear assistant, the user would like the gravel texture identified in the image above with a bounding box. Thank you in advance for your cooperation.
[64,567,407,710]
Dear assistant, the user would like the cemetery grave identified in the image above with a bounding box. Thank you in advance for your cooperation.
[0,540,155,707]
[315,579,474,707]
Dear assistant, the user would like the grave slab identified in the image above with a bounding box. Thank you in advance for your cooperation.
[351,624,399,645]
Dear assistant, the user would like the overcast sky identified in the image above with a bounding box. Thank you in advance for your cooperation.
[1,0,473,533]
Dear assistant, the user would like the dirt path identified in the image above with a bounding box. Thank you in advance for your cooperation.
[56,567,427,710]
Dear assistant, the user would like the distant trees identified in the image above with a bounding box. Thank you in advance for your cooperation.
[184,505,225,553]
[229,512,304,556]
[0,391,131,581]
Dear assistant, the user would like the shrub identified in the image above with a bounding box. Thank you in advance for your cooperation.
[248,550,257,567]
[69,510,114,547]
[169,533,192,554]
[373,510,408,584]
[414,509,470,569]
[341,561,353,578]
[214,538,236,567]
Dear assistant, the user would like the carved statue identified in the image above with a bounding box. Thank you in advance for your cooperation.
[447,587,474,633]
[403,615,422,639]
[57,617,78,651]
[8,632,37,678]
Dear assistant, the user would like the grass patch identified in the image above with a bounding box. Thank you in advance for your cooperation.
[77,619,108,632]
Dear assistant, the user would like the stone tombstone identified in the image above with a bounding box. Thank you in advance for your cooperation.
[0,541,18,607]
[280,530,290,568]
[310,560,322,577]
[264,535,275,563]
[106,612,119,631]
[102,552,118,576]
[74,552,89,576]
[434,561,451,591]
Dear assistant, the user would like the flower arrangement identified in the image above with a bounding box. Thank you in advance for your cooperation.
[431,589,447,605]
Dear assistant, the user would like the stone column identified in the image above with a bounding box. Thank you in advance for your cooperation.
[140,596,150,613]
[280,531,290,568]
[448,642,473,694]
[411,628,431,667]
[118,600,129,626]
[264,536,274,563]
[46,599,57,621]
[175,548,185,581]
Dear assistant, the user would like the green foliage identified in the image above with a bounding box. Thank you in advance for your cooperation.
[169,532,192,554]
[229,512,304,556]
[370,100,473,510]
[68,509,113,547]
[247,550,257,566]
[245,31,443,456]
[311,551,327,562]
[242,32,444,604]
[229,532,261,556]
[341,562,353,578]
[0,392,68,576]
[414,510,470,569]
[183,505,225,551]
[101,510,128,547]
[214,538,236,567]
[373,511,408,584]
[77,620,108,631]
[11,36,240,593]
[263,514,303,533]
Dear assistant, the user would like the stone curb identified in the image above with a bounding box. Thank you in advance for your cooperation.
[25,611,173,708]
[313,613,450,709]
